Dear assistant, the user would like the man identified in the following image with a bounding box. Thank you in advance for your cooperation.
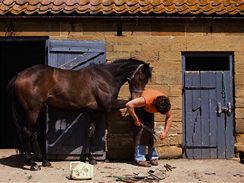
[126,89,173,167]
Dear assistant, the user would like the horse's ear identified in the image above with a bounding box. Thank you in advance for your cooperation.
[144,63,150,69]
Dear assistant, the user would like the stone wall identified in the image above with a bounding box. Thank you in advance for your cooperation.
[0,19,243,158]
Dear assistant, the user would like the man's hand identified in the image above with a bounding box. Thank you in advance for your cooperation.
[159,131,167,140]
[134,120,141,126]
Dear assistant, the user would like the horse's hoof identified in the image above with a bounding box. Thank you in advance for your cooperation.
[42,160,51,167]
[240,152,244,164]
[30,164,41,171]
[25,159,35,166]
[88,157,97,165]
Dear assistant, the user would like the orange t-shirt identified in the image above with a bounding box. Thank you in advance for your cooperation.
[142,89,165,113]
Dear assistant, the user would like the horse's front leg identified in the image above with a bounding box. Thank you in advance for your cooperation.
[111,99,130,110]
[80,122,97,165]
[87,122,97,165]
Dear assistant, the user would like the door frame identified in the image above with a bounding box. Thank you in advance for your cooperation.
[182,52,235,159]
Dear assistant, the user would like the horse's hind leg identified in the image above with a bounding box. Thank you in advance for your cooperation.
[23,128,40,170]
[31,132,51,167]
[23,111,42,171]
[31,132,42,159]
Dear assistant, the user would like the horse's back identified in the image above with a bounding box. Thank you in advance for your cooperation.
[15,64,54,87]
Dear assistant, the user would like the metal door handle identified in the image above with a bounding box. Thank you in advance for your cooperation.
[227,102,232,116]
[217,102,232,117]
[217,102,222,116]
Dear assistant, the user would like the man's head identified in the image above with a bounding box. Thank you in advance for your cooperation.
[153,96,171,114]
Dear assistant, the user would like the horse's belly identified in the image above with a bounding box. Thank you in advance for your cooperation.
[47,97,98,111]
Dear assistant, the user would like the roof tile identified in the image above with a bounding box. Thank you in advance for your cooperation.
[0,0,243,15]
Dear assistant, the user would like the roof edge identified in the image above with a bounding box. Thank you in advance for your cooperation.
[1,15,244,22]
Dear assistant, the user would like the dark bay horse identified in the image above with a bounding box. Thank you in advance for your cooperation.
[7,58,152,171]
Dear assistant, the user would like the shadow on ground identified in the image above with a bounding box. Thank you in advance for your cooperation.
[0,154,25,169]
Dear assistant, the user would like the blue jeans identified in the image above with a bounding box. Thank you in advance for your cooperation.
[134,144,158,161]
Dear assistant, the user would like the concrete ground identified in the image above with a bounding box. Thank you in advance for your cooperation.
[0,149,243,183]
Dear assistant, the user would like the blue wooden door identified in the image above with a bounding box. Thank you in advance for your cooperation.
[46,40,106,160]
[183,71,234,159]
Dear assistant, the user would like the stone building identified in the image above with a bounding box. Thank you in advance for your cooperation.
[0,0,243,160]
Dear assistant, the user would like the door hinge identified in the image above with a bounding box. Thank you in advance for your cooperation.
[185,146,217,149]
[182,86,215,92]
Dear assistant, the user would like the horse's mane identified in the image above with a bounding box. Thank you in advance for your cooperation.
[91,58,151,80]
[109,58,152,80]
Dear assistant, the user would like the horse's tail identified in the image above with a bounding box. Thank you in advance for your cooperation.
[7,75,24,152]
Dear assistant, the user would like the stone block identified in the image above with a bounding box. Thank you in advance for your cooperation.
[113,44,142,52]
[235,73,244,85]
[157,146,182,158]
[153,59,182,73]
[235,108,244,119]
[156,134,182,147]
[236,134,244,144]
[169,85,182,97]
[155,71,181,85]
[235,144,244,152]
[236,119,244,133]
[235,97,244,108]
[170,97,182,110]
[159,51,182,62]
[168,122,182,134]
[131,50,160,62]
[106,51,131,61]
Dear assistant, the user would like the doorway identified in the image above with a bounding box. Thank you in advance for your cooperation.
[182,52,234,159]
[0,37,47,148]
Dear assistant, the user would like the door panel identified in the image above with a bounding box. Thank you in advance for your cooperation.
[216,72,226,158]
[46,40,106,160]
[184,71,234,159]
[225,71,234,157]
[208,72,217,159]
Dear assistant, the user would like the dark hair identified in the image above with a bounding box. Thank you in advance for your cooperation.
[154,96,171,114]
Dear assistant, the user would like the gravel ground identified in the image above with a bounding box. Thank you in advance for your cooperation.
[0,149,243,183]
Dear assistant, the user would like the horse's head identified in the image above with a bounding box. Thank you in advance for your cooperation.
[127,62,152,99]
[108,58,152,99]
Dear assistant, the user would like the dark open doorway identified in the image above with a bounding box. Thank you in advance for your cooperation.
[0,38,47,148]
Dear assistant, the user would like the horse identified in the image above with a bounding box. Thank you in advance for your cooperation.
[7,58,152,171]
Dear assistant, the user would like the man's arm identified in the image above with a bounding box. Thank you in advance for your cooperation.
[125,97,146,126]
[159,110,173,140]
